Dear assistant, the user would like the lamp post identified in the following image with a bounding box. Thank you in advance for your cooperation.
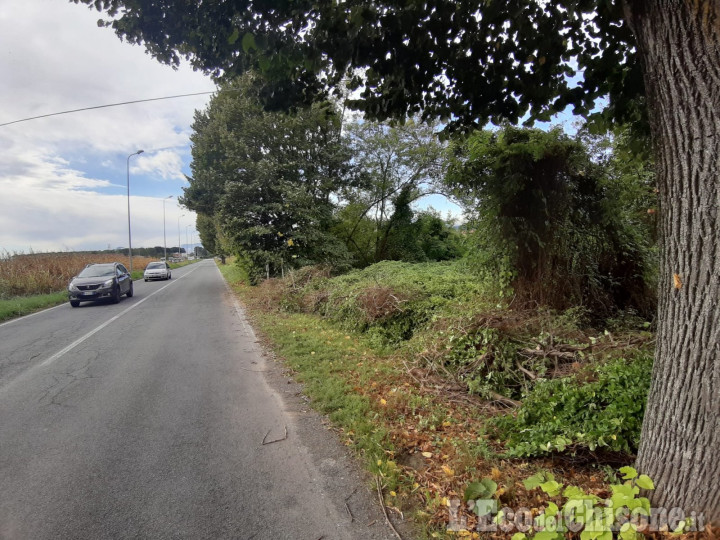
[126,149,144,273]
[163,196,173,261]
[178,214,185,260]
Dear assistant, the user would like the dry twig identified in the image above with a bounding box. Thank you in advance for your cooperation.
[262,425,288,445]
[375,476,403,540]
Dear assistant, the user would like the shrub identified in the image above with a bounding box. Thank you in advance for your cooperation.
[492,354,653,457]
[294,260,493,344]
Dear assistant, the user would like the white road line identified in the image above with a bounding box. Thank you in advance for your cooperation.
[0,303,66,329]
[32,264,203,371]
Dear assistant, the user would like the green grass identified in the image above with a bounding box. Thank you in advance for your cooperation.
[0,291,68,323]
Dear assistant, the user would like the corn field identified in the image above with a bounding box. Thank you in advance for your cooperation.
[0,252,156,298]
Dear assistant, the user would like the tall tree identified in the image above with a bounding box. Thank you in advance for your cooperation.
[74,0,720,521]
[183,74,353,281]
[337,120,447,264]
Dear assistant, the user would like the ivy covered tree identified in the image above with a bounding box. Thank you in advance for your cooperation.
[74,0,720,521]
[447,125,655,315]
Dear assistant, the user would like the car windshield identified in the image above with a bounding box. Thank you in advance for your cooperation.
[146,263,165,269]
[76,265,115,278]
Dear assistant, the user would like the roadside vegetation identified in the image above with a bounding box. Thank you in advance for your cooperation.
[219,258,664,538]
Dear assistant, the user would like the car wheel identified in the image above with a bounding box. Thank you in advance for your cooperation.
[126,282,134,297]
[70,300,80,308]
[111,286,121,304]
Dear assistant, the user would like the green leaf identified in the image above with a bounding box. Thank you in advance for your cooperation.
[540,480,563,496]
[564,498,594,524]
[241,32,256,52]
[464,481,484,501]
[464,478,497,500]
[473,498,497,517]
[635,474,654,490]
[523,472,547,490]
[511,533,527,540]
[580,520,613,540]
[672,520,686,534]
[545,501,559,517]
[563,485,586,499]
[619,522,640,540]
[258,56,271,72]
[534,532,562,540]
[609,483,639,509]
[618,466,637,480]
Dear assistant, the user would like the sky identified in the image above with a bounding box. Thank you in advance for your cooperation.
[0,0,216,254]
[0,0,470,256]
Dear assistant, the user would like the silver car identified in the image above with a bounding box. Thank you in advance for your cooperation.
[143,261,172,281]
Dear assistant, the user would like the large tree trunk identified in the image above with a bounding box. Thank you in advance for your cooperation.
[624,1,720,525]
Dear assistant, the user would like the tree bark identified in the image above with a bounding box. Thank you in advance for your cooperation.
[625,0,720,525]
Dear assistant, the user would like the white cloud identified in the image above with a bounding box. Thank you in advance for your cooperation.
[132,150,187,182]
[0,0,213,252]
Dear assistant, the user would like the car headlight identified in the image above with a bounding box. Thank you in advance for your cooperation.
[103,278,115,288]
[68,282,78,292]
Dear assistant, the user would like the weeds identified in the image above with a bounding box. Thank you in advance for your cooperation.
[217,257,662,538]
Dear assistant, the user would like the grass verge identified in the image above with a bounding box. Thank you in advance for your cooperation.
[217,259,509,537]
[0,291,68,323]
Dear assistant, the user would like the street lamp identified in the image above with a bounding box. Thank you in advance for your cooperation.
[126,149,144,273]
[178,213,185,260]
[163,196,173,261]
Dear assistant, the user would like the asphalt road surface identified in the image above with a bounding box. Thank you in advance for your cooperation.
[0,260,401,540]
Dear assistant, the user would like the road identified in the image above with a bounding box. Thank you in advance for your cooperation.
[0,260,399,539]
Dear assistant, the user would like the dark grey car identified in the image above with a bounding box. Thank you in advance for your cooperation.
[68,263,133,307]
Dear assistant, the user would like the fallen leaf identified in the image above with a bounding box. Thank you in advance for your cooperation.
[422,451,433,458]
[442,465,455,477]
[673,273,682,289]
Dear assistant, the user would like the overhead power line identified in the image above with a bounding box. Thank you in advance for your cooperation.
[0,91,216,127]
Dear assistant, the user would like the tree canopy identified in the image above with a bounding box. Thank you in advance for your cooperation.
[74,0,643,130]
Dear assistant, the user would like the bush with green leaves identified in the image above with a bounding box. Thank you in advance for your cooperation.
[492,355,652,457]
[464,467,695,539]
[507,468,659,539]
[281,260,494,344]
